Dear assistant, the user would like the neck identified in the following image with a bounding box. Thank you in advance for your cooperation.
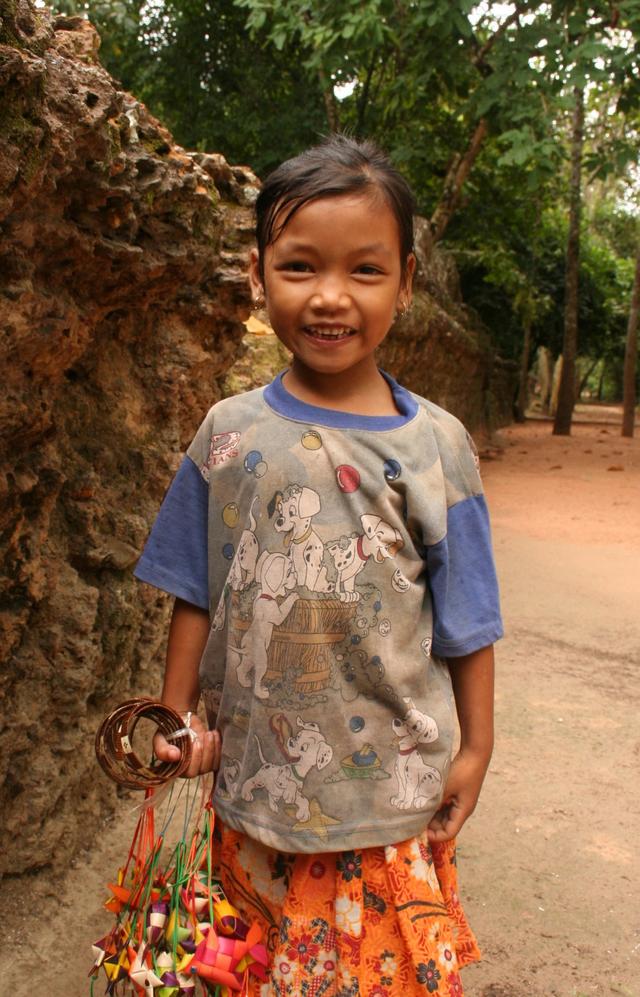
[284,360,399,416]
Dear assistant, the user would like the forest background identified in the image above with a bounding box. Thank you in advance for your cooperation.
[51,0,640,431]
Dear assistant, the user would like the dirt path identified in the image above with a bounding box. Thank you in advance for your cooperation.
[1,415,638,997]
[463,416,640,997]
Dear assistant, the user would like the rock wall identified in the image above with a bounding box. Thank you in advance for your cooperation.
[0,0,515,879]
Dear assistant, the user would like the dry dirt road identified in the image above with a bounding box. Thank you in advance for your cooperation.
[463,414,640,997]
[1,414,638,997]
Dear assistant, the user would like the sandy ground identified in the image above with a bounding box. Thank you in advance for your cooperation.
[1,411,638,997]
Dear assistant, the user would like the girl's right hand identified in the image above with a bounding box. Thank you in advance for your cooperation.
[153,714,221,778]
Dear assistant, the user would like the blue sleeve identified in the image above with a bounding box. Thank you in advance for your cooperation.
[134,456,209,610]
[426,494,503,657]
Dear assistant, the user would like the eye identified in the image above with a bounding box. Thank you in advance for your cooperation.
[281,260,312,273]
[355,264,383,276]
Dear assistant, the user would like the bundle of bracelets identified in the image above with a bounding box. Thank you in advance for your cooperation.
[94,698,194,790]
[90,698,268,996]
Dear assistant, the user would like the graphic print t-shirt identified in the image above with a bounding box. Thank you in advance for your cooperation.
[135,372,502,852]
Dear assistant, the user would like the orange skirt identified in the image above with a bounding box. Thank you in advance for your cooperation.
[212,821,480,996]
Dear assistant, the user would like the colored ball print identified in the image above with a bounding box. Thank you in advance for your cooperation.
[222,502,239,528]
[243,450,268,478]
[336,464,360,493]
[349,715,365,733]
[301,430,323,450]
[383,458,402,481]
[222,543,235,560]
[244,450,262,472]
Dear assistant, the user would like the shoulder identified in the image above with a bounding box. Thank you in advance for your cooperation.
[186,386,267,476]
[198,385,266,425]
[411,393,469,441]
[407,391,482,498]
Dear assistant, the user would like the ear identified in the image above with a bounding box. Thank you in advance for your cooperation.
[298,487,321,519]
[267,490,283,519]
[248,247,264,302]
[316,745,333,770]
[398,252,416,310]
[360,514,380,538]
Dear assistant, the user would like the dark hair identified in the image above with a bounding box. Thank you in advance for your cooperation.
[255,134,416,277]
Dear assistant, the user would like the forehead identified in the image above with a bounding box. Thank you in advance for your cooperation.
[271,192,402,256]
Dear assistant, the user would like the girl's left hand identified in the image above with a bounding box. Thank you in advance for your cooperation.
[426,748,490,843]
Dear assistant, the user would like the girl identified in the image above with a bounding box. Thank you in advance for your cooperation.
[136,134,502,996]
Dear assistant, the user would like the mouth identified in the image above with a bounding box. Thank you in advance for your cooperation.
[303,325,357,342]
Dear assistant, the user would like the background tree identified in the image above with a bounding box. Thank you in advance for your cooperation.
[554,85,585,435]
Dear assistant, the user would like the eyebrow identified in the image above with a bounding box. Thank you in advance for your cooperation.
[276,240,394,257]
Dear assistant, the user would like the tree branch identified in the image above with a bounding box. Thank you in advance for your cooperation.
[356,52,378,136]
[471,4,524,76]
[429,117,489,243]
[318,66,339,132]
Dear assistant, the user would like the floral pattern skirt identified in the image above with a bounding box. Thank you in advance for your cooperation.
[212,820,480,996]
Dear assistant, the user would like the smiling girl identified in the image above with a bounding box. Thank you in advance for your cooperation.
[135,134,503,995]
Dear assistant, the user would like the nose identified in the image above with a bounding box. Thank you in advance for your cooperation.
[310,272,350,311]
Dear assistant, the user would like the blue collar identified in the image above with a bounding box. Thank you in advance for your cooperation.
[263,370,419,431]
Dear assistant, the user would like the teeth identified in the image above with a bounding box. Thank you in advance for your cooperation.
[305,326,354,339]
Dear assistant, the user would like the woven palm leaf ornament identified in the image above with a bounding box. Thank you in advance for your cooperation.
[91,699,268,995]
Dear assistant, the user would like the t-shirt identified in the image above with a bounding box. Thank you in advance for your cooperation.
[135,371,503,852]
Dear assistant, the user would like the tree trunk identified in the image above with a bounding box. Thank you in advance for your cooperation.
[622,244,640,437]
[429,118,489,243]
[515,315,533,421]
[553,87,584,436]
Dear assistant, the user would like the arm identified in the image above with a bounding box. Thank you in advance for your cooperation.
[427,643,494,843]
[154,597,221,777]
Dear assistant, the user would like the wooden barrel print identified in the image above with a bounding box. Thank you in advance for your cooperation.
[230,596,356,693]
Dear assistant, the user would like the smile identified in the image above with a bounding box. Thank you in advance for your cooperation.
[303,326,356,341]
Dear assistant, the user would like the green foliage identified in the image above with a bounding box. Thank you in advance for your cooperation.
[456,204,635,388]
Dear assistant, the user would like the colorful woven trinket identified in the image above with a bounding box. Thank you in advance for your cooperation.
[90,700,267,995]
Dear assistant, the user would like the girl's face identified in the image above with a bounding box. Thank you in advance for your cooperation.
[249,193,414,382]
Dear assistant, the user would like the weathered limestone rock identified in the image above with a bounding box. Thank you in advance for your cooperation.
[0,0,514,879]
[0,0,256,876]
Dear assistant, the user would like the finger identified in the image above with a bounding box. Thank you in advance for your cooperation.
[197,730,219,775]
[185,729,205,777]
[154,732,181,763]
[427,800,465,842]
[427,819,456,843]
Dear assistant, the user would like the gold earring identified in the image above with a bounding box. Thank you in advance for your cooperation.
[253,289,265,308]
